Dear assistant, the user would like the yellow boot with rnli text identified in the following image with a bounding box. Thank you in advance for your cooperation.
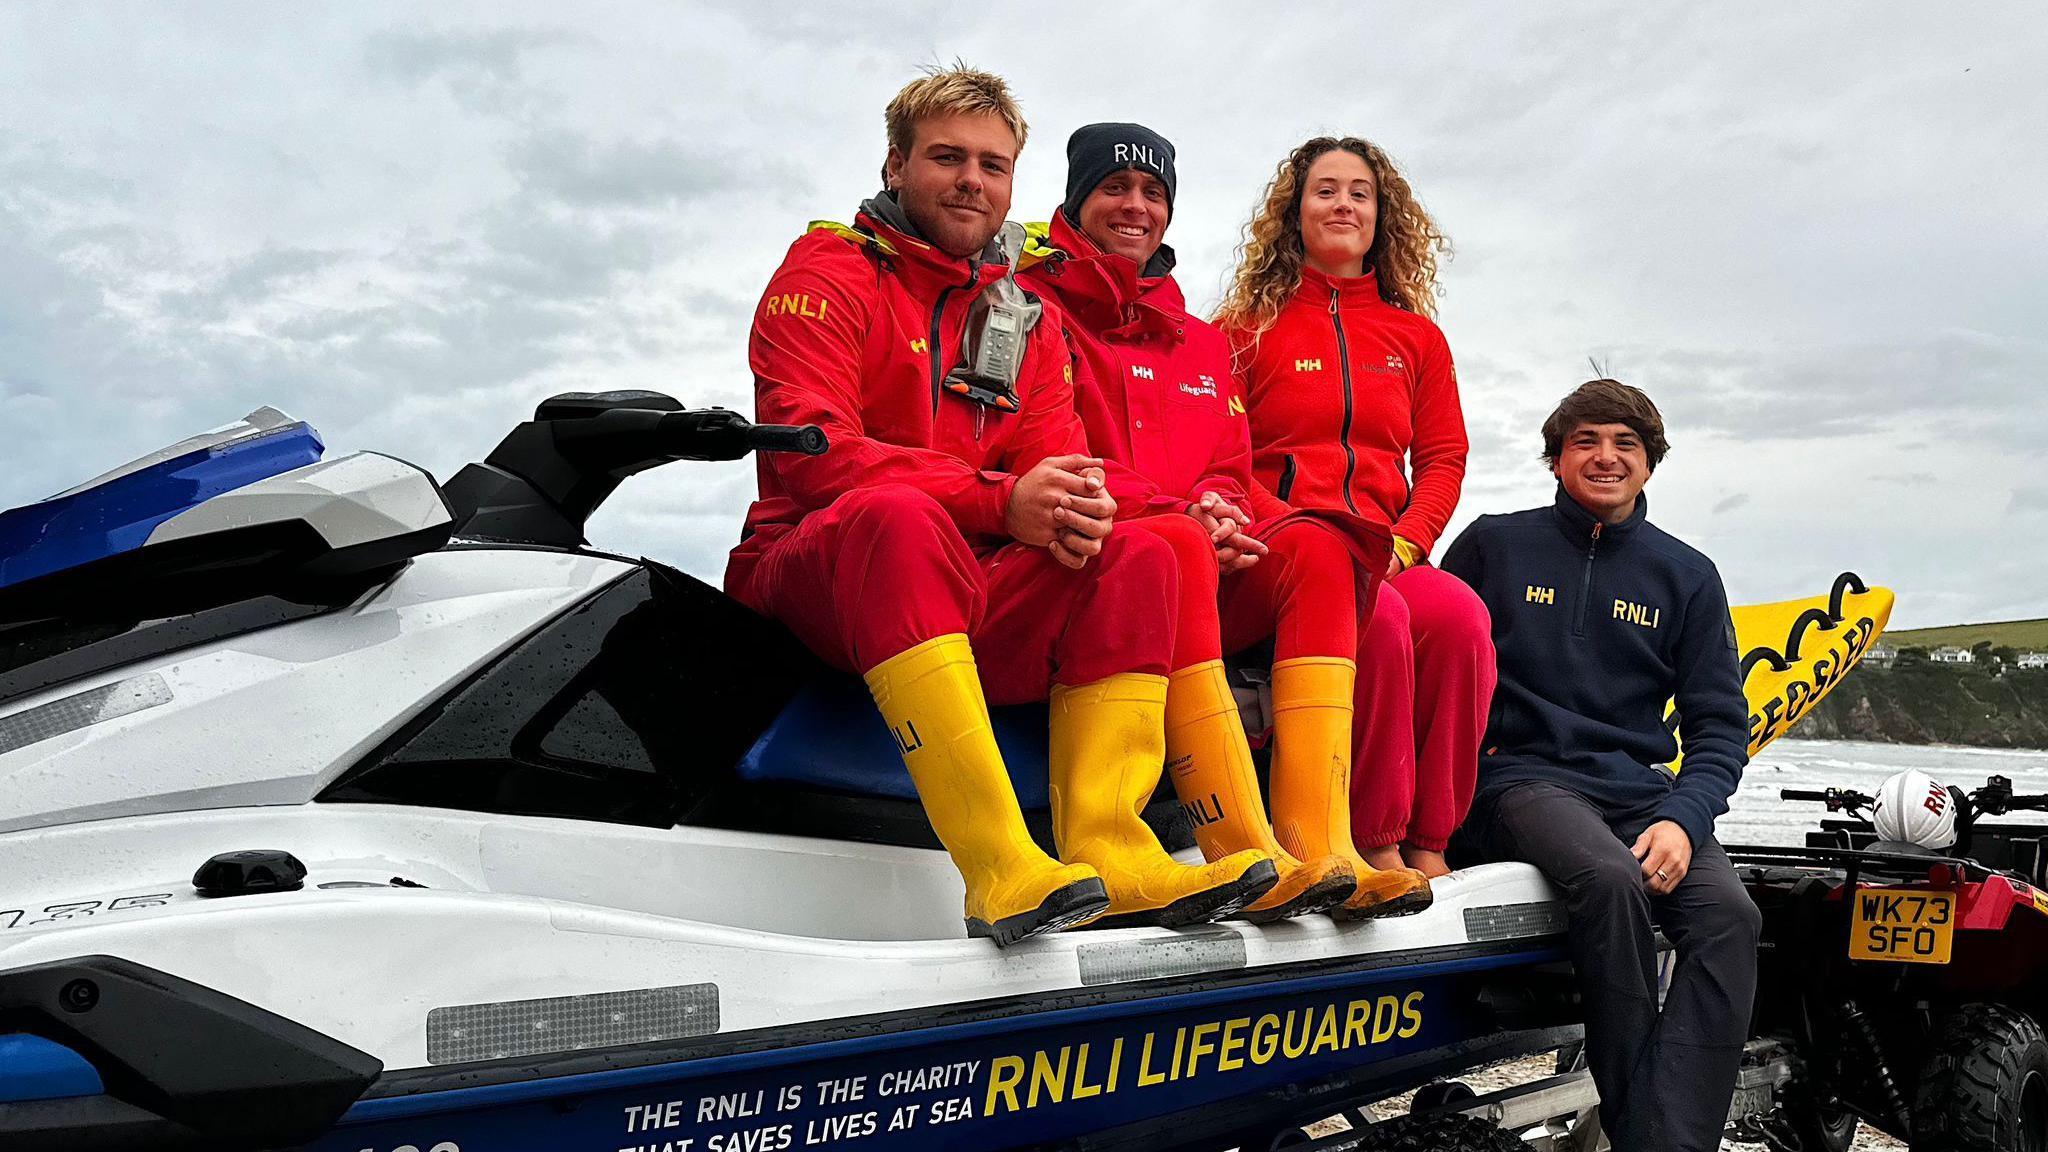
[1164,660,1357,922]
[865,635,1109,945]
[1269,657,1433,919]
[1049,672,1278,929]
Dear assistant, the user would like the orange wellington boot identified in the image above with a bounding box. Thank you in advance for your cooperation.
[1268,657,1433,919]
[1164,660,1356,922]
[1049,673,1277,929]
[865,635,1109,945]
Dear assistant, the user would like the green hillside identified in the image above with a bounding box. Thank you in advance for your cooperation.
[1883,618,2048,652]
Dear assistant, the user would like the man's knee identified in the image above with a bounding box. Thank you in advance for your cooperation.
[1691,882,1763,951]
[829,484,961,553]
[833,482,950,527]
[823,485,983,614]
[1097,519,1187,586]
[1127,513,1217,577]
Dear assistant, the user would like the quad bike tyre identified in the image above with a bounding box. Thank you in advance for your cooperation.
[1913,1002,2048,1152]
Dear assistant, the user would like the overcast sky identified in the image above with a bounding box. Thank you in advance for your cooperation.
[3,4,2043,628]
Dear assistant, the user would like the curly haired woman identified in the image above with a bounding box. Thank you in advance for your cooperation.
[1214,136,1496,880]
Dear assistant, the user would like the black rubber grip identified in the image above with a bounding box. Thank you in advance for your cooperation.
[1780,789,1832,802]
[749,424,828,456]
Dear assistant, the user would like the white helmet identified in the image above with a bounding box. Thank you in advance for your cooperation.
[1870,769,1959,850]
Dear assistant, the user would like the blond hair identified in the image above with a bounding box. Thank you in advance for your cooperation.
[884,64,1029,162]
[1214,136,1448,344]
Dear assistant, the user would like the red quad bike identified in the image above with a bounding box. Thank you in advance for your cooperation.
[1728,776,2048,1152]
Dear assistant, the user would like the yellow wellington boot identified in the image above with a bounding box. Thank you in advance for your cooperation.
[865,635,1109,946]
[1164,660,1356,923]
[1269,657,1433,920]
[1049,672,1278,929]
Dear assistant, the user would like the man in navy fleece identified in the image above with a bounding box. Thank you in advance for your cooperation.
[1441,379,1757,1152]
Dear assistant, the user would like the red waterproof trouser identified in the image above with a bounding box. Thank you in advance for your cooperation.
[732,485,1217,698]
[1217,523,1493,853]
[1217,519,1366,664]
[1350,565,1496,851]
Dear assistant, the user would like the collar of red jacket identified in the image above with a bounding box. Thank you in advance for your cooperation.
[1297,263,1385,312]
[1032,211,1187,341]
[850,209,1013,300]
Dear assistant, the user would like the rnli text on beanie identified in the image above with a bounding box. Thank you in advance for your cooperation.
[1062,122,1177,223]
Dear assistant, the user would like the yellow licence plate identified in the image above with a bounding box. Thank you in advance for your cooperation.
[1848,887,1955,964]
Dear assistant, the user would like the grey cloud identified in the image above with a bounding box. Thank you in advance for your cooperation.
[696,0,957,46]
[509,130,755,209]
[1609,332,2045,447]
[361,27,587,114]
[2012,487,2048,514]
[1712,493,1750,514]
[159,247,343,322]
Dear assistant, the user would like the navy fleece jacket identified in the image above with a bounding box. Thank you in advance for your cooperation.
[1440,488,1748,848]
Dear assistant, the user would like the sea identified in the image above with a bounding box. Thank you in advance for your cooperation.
[1719,737,2048,845]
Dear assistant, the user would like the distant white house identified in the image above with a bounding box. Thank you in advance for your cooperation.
[1864,643,1898,668]
[2018,651,2048,670]
[1930,645,1975,665]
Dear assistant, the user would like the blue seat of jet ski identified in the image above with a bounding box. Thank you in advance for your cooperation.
[735,675,1053,809]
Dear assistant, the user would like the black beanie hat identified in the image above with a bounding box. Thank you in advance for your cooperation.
[1062,122,1177,224]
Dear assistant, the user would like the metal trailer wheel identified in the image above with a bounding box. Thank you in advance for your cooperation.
[1913,1003,2048,1152]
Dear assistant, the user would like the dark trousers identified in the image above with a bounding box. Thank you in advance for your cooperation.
[1461,781,1761,1152]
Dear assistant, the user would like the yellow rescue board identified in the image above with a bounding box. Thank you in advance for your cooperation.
[1669,572,1894,769]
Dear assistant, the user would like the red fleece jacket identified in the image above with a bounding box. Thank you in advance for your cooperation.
[1019,212,1250,521]
[1222,266,1468,557]
[727,214,1086,593]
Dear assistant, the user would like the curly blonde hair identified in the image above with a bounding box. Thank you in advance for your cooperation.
[1214,136,1449,341]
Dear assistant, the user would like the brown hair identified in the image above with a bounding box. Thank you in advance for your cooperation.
[883,63,1028,166]
[1542,379,1670,471]
[1214,135,1448,344]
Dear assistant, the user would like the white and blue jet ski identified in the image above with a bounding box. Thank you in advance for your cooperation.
[0,394,1571,1152]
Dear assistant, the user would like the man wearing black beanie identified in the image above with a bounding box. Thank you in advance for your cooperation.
[1058,122,1178,273]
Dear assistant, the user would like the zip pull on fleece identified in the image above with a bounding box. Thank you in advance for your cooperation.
[1576,521,1603,637]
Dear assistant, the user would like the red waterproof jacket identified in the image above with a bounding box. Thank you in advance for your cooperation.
[1222,266,1467,558]
[1018,213,1250,520]
[726,213,1086,593]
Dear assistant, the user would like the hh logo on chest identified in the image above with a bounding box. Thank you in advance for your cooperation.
[1524,585,1555,605]
[1132,365,1155,381]
[1613,599,1662,629]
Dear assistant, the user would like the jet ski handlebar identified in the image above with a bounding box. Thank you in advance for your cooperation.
[443,391,827,548]
[551,406,826,465]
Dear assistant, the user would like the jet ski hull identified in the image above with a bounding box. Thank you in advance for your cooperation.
[320,945,1558,1152]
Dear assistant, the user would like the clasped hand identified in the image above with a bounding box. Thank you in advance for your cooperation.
[1007,454,1116,569]
[1188,491,1267,572]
